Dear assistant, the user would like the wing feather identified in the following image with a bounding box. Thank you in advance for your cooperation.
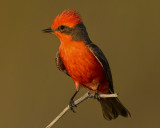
[86,43,114,93]
[55,50,70,76]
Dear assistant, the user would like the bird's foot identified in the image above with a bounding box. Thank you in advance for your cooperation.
[94,92,101,101]
[69,99,77,113]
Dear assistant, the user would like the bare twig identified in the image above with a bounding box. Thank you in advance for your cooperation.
[45,92,118,128]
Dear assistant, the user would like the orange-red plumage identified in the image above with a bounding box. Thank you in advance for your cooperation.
[43,9,130,121]
[52,9,82,30]
[52,9,109,92]
[59,38,109,93]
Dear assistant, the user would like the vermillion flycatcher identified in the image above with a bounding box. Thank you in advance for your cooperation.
[43,9,130,120]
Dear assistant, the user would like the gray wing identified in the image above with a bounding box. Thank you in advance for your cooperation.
[86,43,114,93]
[55,50,70,76]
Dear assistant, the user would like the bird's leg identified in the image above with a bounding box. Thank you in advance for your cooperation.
[94,84,101,101]
[69,89,79,113]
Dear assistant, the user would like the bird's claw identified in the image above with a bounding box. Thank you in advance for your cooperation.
[69,100,77,113]
[94,92,101,101]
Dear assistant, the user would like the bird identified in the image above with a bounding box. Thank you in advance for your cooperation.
[43,9,131,120]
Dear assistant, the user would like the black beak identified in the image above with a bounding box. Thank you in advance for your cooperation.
[42,28,54,33]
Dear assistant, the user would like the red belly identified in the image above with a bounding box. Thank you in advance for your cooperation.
[59,41,108,92]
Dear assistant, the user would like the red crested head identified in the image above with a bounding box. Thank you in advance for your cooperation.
[51,9,82,30]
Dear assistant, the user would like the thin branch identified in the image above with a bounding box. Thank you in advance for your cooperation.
[45,92,118,128]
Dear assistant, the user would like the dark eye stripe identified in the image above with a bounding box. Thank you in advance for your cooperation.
[60,25,65,30]
[56,23,89,41]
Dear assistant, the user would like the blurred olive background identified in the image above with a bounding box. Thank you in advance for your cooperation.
[0,0,160,128]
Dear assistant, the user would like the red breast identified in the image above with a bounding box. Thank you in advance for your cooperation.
[59,39,108,93]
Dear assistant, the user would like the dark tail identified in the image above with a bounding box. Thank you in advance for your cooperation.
[100,97,131,120]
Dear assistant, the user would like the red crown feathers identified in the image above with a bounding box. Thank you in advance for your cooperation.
[51,9,82,30]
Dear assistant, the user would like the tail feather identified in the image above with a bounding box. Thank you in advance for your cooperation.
[100,97,131,120]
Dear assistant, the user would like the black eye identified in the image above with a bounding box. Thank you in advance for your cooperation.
[60,25,65,30]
